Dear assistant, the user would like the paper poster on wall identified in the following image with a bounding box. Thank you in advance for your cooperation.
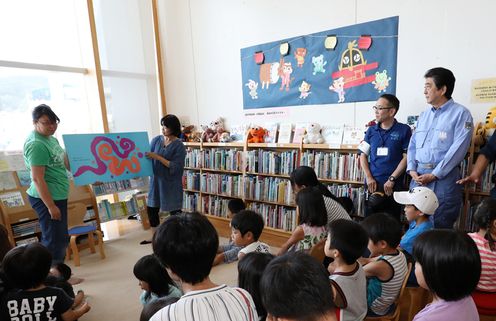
[471,78,496,103]
[63,132,153,186]
[240,16,398,109]
[0,151,26,172]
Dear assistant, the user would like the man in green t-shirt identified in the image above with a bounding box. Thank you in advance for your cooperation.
[24,104,70,265]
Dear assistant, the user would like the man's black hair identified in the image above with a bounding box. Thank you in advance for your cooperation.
[361,212,402,247]
[152,212,218,285]
[260,252,335,320]
[328,219,368,265]
[424,67,456,100]
[380,93,400,115]
[2,243,52,289]
[230,210,265,241]
[413,230,481,301]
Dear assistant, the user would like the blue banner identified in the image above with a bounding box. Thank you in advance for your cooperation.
[241,16,398,109]
[63,132,153,186]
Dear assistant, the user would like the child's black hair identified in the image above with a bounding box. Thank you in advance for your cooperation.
[230,210,265,241]
[260,252,335,319]
[53,263,72,281]
[296,186,327,227]
[227,198,246,215]
[290,166,339,201]
[238,252,275,319]
[0,224,13,262]
[32,104,60,123]
[361,212,402,247]
[152,212,218,285]
[2,243,51,289]
[337,196,354,215]
[473,198,496,251]
[327,219,368,265]
[133,254,176,301]
[139,296,179,321]
[413,229,481,301]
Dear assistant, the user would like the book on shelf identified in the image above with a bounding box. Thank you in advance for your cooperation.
[321,125,344,147]
[92,177,148,195]
[15,236,39,246]
[0,172,17,191]
[264,122,279,143]
[202,148,243,171]
[16,170,32,187]
[246,149,298,176]
[326,184,365,217]
[244,176,294,206]
[183,191,199,212]
[341,126,364,146]
[0,191,25,208]
[246,202,297,232]
[200,173,243,197]
[277,123,293,144]
[292,123,306,144]
[300,151,363,182]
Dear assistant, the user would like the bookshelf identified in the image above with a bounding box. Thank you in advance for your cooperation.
[0,171,101,246]
[182,140,364,247]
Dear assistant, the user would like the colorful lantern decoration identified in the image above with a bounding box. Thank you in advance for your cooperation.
[358,35,372,50]
[279,42,289,56]
[254,51,264,64]
[325,35,338,50]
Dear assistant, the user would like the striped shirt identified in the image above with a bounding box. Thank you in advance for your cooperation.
[150,284,258,321]
[469,232,496,292]
[323,196,351,223]
[330,262,367,321]
[367,250,408,315]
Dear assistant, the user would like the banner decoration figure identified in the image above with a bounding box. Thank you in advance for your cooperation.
[63,132,153,186]
[240,16,399,109]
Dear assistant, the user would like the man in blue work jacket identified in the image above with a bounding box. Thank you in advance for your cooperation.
[407,67,473,228]
[360,94,412,220]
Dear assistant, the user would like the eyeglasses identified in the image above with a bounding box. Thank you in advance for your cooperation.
[372,105,394,111]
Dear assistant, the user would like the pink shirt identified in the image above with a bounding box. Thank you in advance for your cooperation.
[469,232,496,292]
[413,296,478,321]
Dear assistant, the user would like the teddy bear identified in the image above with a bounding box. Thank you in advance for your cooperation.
[201,124,215,142]
[303,123,324,144]
[219,132,232,143]
[180,125,195,142]
[210,118,227,142]
[247,126,266,143]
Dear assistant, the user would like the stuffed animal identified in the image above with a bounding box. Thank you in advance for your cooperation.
[180,125,195,142]
[210,118,227,142]
[247,126,266,143]
[219,132,232,143]
[485,106,496,137]
[201,124,215,142]
[303,123,324,144]
[190,131,202,143]
[474,125,486,146]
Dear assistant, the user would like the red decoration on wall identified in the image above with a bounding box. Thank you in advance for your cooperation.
[358,35,372,50]
[254,51,264,64]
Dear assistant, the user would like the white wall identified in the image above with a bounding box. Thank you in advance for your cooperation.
[157,0,496,130]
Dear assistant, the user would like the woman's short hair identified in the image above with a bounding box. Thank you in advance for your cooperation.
[32,104,60,123]
[160,115,181,137]
[413,229,481,301]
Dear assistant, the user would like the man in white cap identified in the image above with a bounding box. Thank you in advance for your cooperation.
[393,187,439,256]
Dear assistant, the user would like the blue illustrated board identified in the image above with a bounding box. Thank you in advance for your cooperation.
[63,132,153,186]
[240,16,399,109]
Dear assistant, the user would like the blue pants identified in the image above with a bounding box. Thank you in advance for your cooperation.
[28,196,68,265]
[410,168,462,229]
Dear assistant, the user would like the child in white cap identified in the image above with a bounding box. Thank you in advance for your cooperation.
[393,187,439,256]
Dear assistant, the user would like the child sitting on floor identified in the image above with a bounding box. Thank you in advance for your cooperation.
[44,263,85,308]
[278,186,327,255]
[213,198,246,266]
[230,210,270,260]
[468,198,496,315]
[412,230,480,321]
[133,254,182,305]
[360,213,408,316]
[326,219,369,321]
[0,243,90,321]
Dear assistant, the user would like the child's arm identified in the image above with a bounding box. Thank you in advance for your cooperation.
[213,253,225,266]
[362,259,394,281]
[62,302,90,321]
[277,226,304,256]
[329,280,346,308]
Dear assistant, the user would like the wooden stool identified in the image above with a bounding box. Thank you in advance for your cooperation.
[66,203,105,266]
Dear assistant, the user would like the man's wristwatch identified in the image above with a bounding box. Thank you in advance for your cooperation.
[388,175,396,182]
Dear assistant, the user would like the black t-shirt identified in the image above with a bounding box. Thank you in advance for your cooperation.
[1,286,73,321]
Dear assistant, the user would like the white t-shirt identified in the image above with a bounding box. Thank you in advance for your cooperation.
[150,284,258,321]
[238,241,270,257]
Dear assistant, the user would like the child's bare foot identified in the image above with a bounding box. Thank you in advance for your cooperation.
[68,276,84,285]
